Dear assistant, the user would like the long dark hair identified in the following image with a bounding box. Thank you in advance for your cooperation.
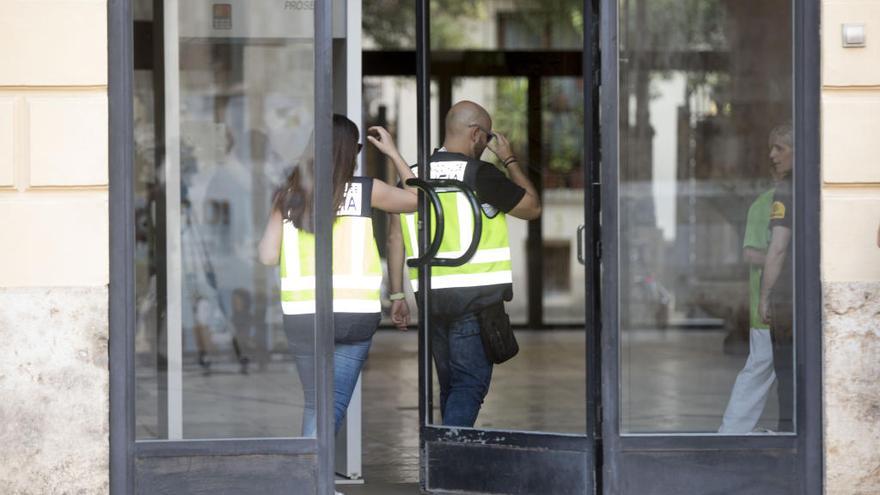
[273,114,360,232]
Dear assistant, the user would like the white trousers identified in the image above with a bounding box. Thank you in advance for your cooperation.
[719,328,776,433]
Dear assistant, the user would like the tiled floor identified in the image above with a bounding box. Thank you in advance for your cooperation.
[136,326,780,493]
[342,327,773,493]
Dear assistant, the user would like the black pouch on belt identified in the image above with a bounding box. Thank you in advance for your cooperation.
[476,302,518,364]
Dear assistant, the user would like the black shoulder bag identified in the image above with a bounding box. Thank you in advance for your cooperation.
[477,302,519,364]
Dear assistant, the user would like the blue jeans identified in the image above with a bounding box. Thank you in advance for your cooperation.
[284,315,375,436]
[431,313,494,427]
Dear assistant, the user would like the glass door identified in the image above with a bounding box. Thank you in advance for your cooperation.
[411,1,601,493]
[600,0,820,492]
[129,1,338,492]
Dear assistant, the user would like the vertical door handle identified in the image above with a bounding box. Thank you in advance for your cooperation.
[425,179,482,267]
[405,178,446,268]
[577,224,586,265]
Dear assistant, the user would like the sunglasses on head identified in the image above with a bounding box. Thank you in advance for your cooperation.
[469,124,495,143]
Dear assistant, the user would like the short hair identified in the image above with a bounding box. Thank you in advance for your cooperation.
[769,123,793,147]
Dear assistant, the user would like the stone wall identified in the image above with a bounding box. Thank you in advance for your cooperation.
[823,283,880,493]
[0,288,109,494]
[822,1,880,493]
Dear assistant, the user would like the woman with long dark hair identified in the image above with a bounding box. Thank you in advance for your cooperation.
[258,115,416,437]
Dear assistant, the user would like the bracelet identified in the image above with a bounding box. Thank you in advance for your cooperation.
[503,156,518,167]
[388,292,405,301]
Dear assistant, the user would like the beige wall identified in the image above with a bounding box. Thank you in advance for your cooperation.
[0,0,109,287]
[0,0,110,493]
[822,0,880,284]
[822,1,880,494]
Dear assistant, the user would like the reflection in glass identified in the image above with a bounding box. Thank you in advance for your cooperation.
[618,0,794,434]
[364,0,583,51]
[134,4,317,439]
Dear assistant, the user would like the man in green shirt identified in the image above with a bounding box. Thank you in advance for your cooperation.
[719,161,784,433]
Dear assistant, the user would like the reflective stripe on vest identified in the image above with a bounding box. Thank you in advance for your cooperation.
[280,179,382,314]
[400,159,512,291]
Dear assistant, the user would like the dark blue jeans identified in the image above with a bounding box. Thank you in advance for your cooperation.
[284,314,377,436]
[431,313,494,427]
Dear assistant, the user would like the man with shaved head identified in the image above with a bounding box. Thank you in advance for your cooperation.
[387,100,541,427]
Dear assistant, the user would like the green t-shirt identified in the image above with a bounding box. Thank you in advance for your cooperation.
[745,188,776,329]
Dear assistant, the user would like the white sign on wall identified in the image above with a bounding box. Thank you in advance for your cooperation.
[179,0,345,39]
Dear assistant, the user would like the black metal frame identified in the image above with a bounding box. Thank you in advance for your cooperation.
[415,0,435,434]
[583,0,604,487]
[110,0,822,490]
[108,0,337,492]
[413,1,601,494]
[794,0,823,490]
[109,0,136,490]
[599,0,822,493]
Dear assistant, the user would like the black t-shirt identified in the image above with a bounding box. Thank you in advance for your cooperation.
[769,175,793,302]
[474,160,526,213]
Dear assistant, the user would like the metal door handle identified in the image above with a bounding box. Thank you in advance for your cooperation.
[405,178,445,268]
[577,224,585,265]
[405,178,483,268]
[426,179,482,267]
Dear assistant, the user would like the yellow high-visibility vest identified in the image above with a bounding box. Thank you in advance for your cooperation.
[400,154,512,292]
[280,177,382,314]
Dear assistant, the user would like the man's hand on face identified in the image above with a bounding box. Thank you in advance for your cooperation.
[487,131,515,163]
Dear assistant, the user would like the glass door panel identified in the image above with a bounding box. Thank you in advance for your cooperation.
[131,1,339,492]
[448,76,587,434]
[617,0,794,436]
[603,0,806,493]
[416,1,597,493]
[135,1,319,440]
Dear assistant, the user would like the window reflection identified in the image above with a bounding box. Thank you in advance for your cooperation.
[134,6,317,439]
[618,0,795,434]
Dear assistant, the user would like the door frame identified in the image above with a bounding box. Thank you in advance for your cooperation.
[413,1,602,494]
[598,0,823,492]
[108,0,338,492]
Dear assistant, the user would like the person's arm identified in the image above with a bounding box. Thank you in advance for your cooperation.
[372,179,417,213]
[759,225,792,323]
[487,131,541,220]
[386,214,410,330]
[367,126,418,196]
[742,247,767,266]
[257,209,283,265]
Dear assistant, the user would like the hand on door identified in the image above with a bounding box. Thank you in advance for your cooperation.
[390,299,410,331]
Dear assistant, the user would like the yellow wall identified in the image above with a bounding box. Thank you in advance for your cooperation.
[0,0,108,287]
[822,1,880,283]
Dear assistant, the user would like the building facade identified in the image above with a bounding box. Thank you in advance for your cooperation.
[0,0,110,491]
[0,0,878,493]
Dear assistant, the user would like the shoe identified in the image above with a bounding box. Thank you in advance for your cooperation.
[198,351,212,369]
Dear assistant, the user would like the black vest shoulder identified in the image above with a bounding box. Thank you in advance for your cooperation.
[337,176,373,218]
